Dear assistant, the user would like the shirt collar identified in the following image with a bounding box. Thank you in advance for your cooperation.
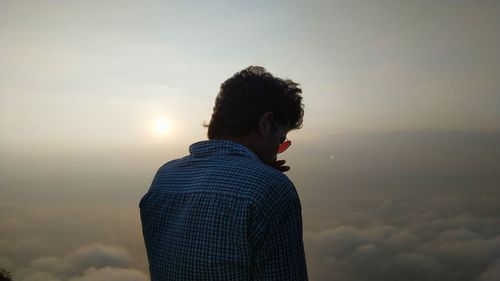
[189,139,261,162]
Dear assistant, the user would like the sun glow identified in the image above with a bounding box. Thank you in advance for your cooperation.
[152,118,171,135]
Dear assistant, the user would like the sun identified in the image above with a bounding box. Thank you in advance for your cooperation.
[152,118,171,135]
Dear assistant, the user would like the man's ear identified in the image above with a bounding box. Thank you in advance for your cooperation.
[257,111,274,136]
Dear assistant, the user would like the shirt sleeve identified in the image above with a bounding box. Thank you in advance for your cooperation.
[248,182,309,281]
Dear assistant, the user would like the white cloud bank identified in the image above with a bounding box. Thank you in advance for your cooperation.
[11,244,147,281]
[304,194,500,281]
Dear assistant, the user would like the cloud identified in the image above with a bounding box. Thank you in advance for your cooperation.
[0,201,148,273]
[304,192,500,281]
[381,253,440,281]
[68,266,147,281]
[11,244,145,281]
[67,244,132,272]
[0,256,15,270]
[19,271,61,281]
[26,244,131,278]
[478,259,500,281]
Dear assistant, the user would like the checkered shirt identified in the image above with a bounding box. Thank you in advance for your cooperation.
[139,139,308,281]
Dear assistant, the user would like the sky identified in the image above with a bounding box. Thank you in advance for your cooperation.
[0,1,499,281]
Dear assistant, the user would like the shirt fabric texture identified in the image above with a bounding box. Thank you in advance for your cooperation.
[139,139,308,281]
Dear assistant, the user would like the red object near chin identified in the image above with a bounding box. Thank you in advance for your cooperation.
[278,140,291,154]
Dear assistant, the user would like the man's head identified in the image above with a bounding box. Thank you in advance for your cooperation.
[204,66,304,164]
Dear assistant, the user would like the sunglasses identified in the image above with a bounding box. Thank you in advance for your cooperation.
[271,120,292,154]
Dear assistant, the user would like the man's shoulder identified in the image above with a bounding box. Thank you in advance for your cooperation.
[223,156,299,206]
[156,153,297,204]
[159,155,190,169]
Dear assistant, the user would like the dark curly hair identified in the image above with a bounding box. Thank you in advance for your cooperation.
[203,66,304,139]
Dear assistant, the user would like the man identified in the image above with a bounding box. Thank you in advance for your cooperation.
[139,66,308,281]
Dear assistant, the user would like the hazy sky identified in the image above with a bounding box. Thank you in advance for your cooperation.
[0,1,499,281]
[1,0,498,148]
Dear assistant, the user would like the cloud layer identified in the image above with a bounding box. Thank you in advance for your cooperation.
[2,192,498,281]
[304,193,500,281]
[11,244,147,281]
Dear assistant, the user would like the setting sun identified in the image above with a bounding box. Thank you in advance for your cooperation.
[152,118,171,135]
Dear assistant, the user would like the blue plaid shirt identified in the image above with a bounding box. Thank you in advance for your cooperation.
[139,139,308,281]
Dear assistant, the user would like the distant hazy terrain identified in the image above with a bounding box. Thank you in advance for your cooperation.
[1,130,498,281]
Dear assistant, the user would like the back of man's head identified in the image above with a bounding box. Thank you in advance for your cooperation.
[205,66,304,139]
